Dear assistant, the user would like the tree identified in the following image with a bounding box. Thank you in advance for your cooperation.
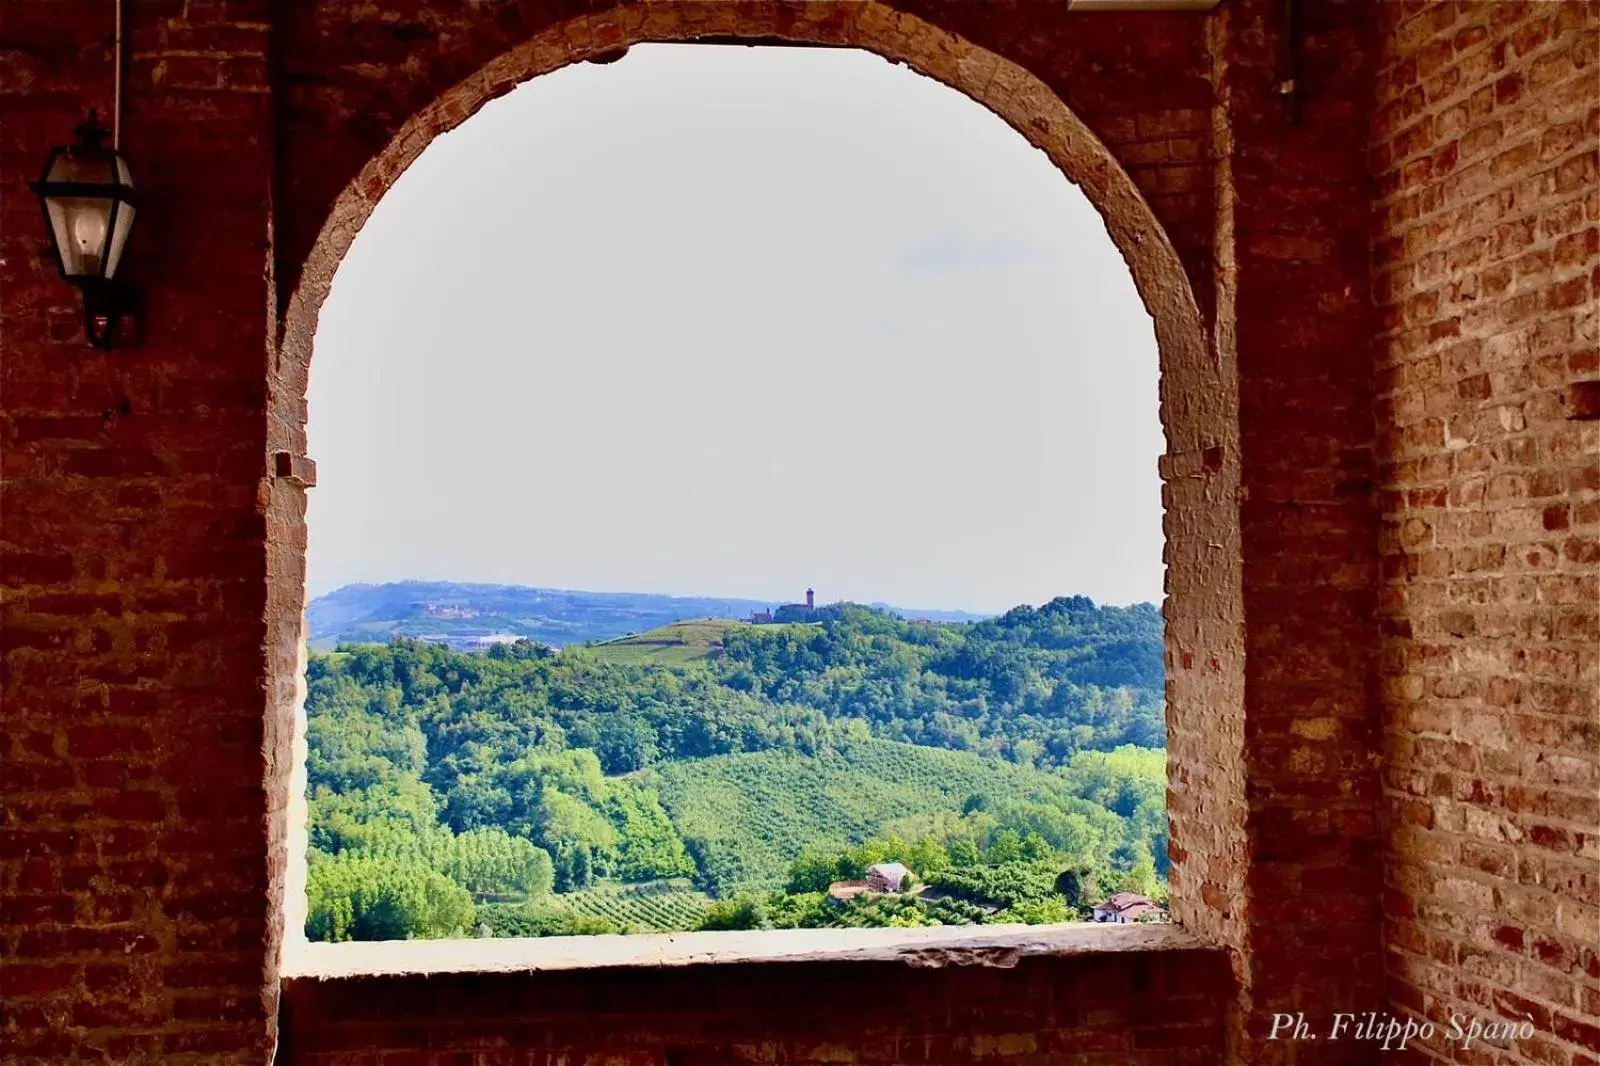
[697,896,770,931]
[1053,869,1087,908]
[1000,896,1072,925]
[1115,841,1163,900]
[786,847,844,895]
[306,855,475,942]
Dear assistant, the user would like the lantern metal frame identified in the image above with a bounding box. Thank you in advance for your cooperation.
[28,112,141,349]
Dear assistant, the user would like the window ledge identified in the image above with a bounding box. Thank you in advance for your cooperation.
[281,921,1210,979]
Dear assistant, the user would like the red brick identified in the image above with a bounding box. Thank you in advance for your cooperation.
[1375,0,1600,1058]
[0,963,79,998]
[3,3,1595,1065]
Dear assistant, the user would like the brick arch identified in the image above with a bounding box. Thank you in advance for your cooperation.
[267,0,1243,983]
[274,4,1221,402]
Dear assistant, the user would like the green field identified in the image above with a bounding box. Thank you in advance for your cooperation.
[551,878,712,931]
[644,737,1127,894]
[585,619,816,666]
[584,619,740,665]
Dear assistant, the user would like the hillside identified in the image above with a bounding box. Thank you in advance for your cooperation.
[306,581,993,650]
[584,619,741,665]
[301,597,1167,941]
[586,619,817,666]
[643,736,1131,894]
[306,581,781,650]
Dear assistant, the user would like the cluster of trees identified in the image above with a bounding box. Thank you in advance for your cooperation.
[307,854,478,942]
[645,734,1167,898]
[311,597,1160,788]
[720,598,1164,764]
[302,598,1167,942]
[304,751,699,939]
[682,813,1165,933]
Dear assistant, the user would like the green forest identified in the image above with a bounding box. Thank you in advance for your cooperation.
[304,597,1169,941]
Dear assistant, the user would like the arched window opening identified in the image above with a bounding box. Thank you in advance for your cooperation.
[282,40,1186,966]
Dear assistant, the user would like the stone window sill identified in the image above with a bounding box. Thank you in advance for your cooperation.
[281,921,1208,979]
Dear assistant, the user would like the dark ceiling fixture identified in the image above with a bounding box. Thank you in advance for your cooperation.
[30,0,139,350]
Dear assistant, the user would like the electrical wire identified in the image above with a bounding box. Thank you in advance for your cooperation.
[113,0,123,148]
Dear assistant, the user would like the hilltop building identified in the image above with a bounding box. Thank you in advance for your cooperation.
[866,862,911,893]
[826,862,915,902]
[749,587,817,624]
[423,602,478,619]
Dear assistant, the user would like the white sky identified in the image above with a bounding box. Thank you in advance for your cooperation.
[306,44,1164,614]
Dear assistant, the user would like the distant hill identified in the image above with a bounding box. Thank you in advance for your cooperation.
[305,581,992,651]
[306,581,777,650]
[864,602,993,625]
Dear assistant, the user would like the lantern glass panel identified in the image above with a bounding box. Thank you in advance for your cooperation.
[43,195,109,276]
[106,155,135,277]
[42,151,115,278]
[104,201,136,279]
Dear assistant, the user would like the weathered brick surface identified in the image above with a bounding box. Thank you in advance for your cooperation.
[3,2,1244,1061]
[279,952,1230,1066]
[4,1,1596,1064]
[1372,3,1600,1065]
[1211,1,1387,1062]
[1,1,278,1063]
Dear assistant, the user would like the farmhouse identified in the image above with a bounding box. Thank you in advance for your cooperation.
[866,862,912,893]
[1091,892,1168,924]
[826,862,915,902]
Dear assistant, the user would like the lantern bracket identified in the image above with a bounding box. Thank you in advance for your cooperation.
[77,276,142,350]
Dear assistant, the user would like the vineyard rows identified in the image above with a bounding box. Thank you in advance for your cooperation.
[552,879,712,932]
[648,737,1124,891]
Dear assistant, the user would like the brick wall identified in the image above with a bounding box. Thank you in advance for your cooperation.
[1213,0,1387,1061]
[271,7,1263,1057]
[1372,2,1600,1064]
[280,952,1229,1066]
[5,0,1598,1064]
[1,1,279,1062]
[271,1,1218,321]
[1,3,1248,1062]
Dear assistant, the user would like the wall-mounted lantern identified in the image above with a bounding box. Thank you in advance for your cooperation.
[29,110,139,349]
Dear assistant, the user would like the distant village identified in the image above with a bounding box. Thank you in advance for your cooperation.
[405,591,826,651]
[409,602,526,651]
[391,587,953,651]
